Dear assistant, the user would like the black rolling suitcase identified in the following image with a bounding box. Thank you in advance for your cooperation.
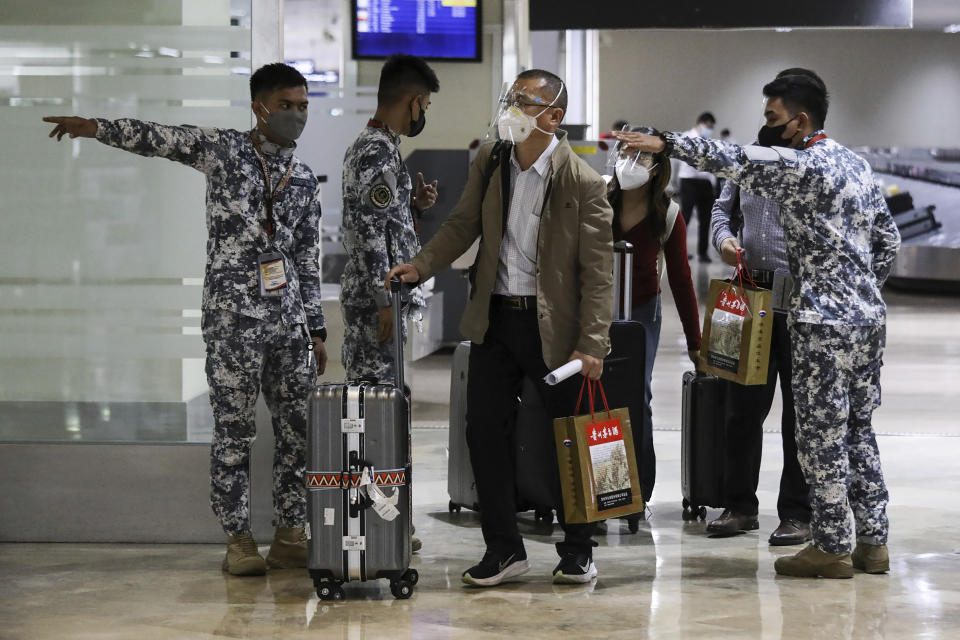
[680,370,726,521]
[446,343,557,524]
[605,240,648,531]
[306,278,418,601]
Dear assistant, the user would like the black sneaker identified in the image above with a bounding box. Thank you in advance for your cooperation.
[552,552,598,584]
[461,549,530,587]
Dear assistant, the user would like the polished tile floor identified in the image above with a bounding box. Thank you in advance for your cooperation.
[2,250,959,638]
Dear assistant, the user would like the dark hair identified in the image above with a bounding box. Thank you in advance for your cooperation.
[696,112,716,125]
[612,119,629,130]
[250,63,307,101]
[377,54,439,105]
[720,128,731,137]
[516,68,568,115]
[776,67,826,92]
[763,74,829,129]
[608,127,673,243]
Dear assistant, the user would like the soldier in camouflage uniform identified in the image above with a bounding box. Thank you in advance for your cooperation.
[44,63,328,577]
[341,54,440,383]
[617,72,900,578]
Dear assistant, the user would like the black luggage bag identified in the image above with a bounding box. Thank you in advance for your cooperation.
[680,370,726,521]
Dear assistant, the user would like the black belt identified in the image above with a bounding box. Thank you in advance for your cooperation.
[491,295,537,311]
[749,269,776,286]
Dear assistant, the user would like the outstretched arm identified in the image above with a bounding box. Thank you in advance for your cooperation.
[44,115,225,174]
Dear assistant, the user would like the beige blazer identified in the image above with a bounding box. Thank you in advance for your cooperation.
[411,132,614,370]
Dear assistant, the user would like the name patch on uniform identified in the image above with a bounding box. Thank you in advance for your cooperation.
[369,183,394,209]
[289,176,313,188]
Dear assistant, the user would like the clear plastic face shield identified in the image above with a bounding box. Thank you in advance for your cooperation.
[607,140,658,191]
[481,80,565,145]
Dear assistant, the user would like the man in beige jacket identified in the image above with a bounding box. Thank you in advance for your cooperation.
[387,69,614,587]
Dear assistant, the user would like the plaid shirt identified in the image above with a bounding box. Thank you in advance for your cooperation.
[711,179,789,273]
[494,135,559,296]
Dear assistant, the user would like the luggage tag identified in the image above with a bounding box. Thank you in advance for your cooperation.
[359,467,400,522]
[257,251,288,297]
[771,269,794,313]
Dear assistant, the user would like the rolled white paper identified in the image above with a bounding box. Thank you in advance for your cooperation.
[544,359,583,386]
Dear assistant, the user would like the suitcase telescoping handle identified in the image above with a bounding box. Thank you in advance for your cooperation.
[389,276,405,391]
[612,241,634,322]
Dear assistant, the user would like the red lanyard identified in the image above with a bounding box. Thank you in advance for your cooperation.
[805,133,828,148]
[250,134,296,241]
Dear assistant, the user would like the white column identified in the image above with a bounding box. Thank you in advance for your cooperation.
[502,0,531,81]
[562,29,600,138]
[252,0,284,71]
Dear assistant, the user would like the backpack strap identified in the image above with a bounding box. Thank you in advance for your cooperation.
[656,200,681,283]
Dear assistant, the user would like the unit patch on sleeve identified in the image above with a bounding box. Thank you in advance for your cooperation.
[369,183,394,209]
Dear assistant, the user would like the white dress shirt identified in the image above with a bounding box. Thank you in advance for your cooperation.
[677,127,717,184]
[494,135,559,296]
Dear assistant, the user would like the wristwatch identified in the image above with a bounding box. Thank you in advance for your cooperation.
[656,129,675,157]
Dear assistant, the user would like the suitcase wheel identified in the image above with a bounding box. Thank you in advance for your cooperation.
[534,508,553,525]
[681,502,708,522]
[627,517,640,534]
[448,500,462,514]
[402,568,419,586]
[317,582,345,601]
[390,578,414,599]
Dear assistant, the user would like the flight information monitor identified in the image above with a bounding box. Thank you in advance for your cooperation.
[352,0,481,62]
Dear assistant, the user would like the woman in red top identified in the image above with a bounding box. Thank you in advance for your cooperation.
[608,130,701,501]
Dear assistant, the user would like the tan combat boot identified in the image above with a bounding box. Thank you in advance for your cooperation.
[774,544,853,579]
[852,542,890,574]
[222,533,266,576]
[266,526,308,569]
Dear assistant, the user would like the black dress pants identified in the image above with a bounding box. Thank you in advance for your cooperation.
[679,178,716,258]
[466,303,595,557]
[722,312,811,522]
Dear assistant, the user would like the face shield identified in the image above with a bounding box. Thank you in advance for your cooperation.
[608,141,659,191]
[481,80,565,146]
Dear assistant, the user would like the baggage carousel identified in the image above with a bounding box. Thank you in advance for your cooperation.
[858,148,960,293]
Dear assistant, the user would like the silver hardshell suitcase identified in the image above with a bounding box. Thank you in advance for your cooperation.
[307,278,418,601]
[446,341,479,511]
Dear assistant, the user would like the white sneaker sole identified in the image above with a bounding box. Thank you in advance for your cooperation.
[553,562,598,585]
[462,560,531,587]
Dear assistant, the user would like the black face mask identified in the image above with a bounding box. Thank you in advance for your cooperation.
[757,115,799,148]
[408,99,426,137]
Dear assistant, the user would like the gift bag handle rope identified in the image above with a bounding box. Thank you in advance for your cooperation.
[574,377,613,421]
[721,249,760,316]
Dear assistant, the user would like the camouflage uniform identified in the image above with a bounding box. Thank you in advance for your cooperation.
[340,121,422,382]
[668,130,901,554]
[96,119,326,535]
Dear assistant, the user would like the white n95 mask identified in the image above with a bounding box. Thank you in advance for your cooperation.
[615,158,657,190]
[497,105,539,144]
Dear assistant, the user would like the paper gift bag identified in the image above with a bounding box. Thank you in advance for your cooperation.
[553,379,644,524]
[699,265,774,386]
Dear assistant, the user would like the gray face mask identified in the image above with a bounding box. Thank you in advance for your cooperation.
[259,104,307,144]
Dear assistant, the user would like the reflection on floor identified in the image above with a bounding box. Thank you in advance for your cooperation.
[2,425,959,639]
[2,229,960,638]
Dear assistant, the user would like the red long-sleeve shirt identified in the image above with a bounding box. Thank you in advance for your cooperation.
[614,213,702,351]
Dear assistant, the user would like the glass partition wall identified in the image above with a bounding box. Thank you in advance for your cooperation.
[0,0,253,443]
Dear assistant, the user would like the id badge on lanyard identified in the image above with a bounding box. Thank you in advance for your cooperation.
[258,251,287,297]
[251,134,295,298]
